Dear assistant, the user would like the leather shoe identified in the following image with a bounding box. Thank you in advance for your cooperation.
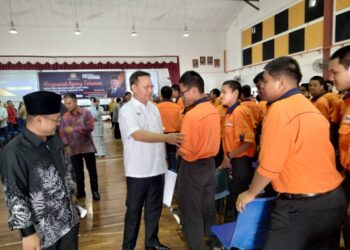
[92,191,100,201]
[145,243,170,250]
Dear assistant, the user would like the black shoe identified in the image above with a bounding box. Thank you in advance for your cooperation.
[76,191,86,199]
[145,243,170,250]
[92,191,100,201]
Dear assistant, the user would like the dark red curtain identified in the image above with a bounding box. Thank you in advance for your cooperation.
[0,58,180,84]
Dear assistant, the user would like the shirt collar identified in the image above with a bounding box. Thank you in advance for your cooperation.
[227,102,240,115]
[311,92,325,102]
[267,88,301,106]
[182,97,208,115]
[23,127,47,148]
[131,97,152,109]
[343,92,350,100]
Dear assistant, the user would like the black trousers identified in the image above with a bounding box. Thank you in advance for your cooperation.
[342,172,350,249]
[0,126,9,143]
[70,152,99,193]
[177,157,216,250]
[264,186,347,250]
[114,122,121,139]
[229,156,255,217]
[43,224,79,250]
[123,174,164,250]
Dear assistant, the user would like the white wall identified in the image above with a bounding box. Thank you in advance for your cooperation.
[225,0,328,86]
[0,27,226,93]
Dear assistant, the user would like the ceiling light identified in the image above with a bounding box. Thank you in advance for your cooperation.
[183,25,190,37]
[74,22,82,35]
[130,24,138,37]
[9,21,18,34]
[8,0,18,34]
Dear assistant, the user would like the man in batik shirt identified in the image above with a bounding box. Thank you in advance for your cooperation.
[0,91,79,249]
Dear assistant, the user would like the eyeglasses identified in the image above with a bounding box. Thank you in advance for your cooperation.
[43,116,61,123]
[180,88,191,97]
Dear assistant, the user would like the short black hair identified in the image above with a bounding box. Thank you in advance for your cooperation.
[330,45,350,69]
[161,86,173,99]
[253,72,264,84]
[300,83,309,91]
[171,84,180,92]
[242,85,251,98]
[310,75,324,85]
[64,93,77,100]
[210,88,220,97]
[179,71,205,94]
[116,97,121,103]
[264,56,302,84]
[222,80,242,98]
[129,71,151,87]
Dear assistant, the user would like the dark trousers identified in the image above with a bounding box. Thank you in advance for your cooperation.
[43,224,79,250]
[114,122,121,139]
[342,172,350,249]
[165,143,177,171]
[214,141,224,168]
[264,186,347,250]
[229,156,255,217]
[177,157,216,250]
[0,126,9,143]
[70,152,99,194]
[123,174,165,250]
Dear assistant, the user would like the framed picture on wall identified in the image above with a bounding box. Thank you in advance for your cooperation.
[200,56,206,65]
[207,56,213,65]
[192,59,199,68]
[214,59,220,68]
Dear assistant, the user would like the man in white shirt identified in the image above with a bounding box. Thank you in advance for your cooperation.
[118,71,183,250]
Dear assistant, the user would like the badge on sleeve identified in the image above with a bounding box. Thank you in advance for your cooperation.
[344,115,350,124]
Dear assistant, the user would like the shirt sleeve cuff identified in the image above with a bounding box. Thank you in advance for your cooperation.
[257,165,280,180]
[19,225,36,237]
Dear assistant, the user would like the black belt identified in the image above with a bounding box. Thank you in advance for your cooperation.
[279,185,341,200]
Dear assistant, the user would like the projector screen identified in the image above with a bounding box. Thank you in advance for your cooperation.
[0,71,39,102]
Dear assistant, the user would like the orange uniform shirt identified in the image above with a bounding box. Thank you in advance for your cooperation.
[213,97,222,107]
[216,104,228,138]
[176,97,185,110]
[311,94,330,119]
[257,100,268,122]
[258,90,343,194]
[223,103,256,158]
[179,98,220,162]
[241,98,262,125]
[339,94,350,170]
[324,92,342,123]
[157,101,181,133]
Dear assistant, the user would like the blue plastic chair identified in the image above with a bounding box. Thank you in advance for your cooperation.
[211,196,276,250]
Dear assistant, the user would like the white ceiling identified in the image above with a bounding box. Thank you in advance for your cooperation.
[0,0,248,33]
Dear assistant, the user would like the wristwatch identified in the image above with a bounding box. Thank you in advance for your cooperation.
[19,225,36,238]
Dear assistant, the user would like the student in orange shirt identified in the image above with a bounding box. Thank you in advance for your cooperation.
[220,80,256,218]
[329,45,350,249]
[240,85,261,126]
[171,84,185,110]
[253,72,267,149]
[157,86,181,171]
[309,75,330,119]
[237,56,346,250]
[209,88,221,107]
[177,71,220,249]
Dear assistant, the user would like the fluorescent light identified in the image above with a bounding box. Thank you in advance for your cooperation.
[74,23,82,35]
[130,24,138,37]
[9,20,18,34]
[182,25,190,37]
